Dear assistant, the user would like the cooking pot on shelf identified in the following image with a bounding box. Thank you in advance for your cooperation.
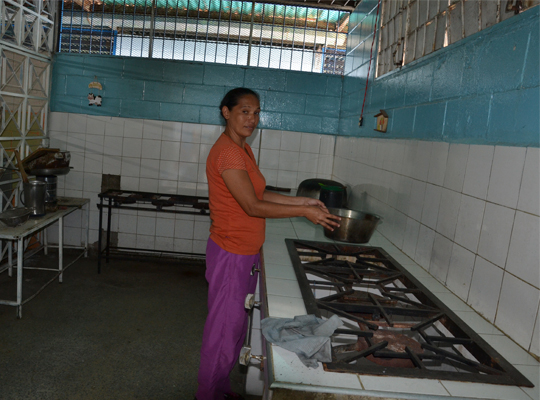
[20,181,46,216]
[296,179,348,207]
[324,208,382,243]
[23,149,71,176]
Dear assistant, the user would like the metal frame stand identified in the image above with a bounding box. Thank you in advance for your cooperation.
[0,198,90,318]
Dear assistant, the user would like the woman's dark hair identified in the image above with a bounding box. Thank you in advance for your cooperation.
[220,87,260,118]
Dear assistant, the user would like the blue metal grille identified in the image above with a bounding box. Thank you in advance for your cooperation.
[58,0,349,75]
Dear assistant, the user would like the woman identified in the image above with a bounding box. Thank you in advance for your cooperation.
[196,88,340,400]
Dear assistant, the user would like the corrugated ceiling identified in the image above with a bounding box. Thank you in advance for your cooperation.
[98,0,359,13]
[95,0,353,30]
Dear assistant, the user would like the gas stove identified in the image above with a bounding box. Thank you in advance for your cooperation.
[285,239,533,387]
[96,189,210,272]
[98,189,209,214]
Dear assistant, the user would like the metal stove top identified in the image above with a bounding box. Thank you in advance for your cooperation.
[98,189,209,214]
[286,239,533,387]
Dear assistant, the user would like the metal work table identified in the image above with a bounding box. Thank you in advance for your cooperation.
[0,197,90,318]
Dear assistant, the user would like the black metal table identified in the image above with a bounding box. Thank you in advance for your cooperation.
[97,189,209,273]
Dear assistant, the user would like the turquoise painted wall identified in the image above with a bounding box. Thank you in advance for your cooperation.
[50,55,343,135]
[341,3,539,147]
[51,4,538,145]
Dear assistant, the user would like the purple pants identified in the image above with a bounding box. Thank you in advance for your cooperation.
[196,238,260,400]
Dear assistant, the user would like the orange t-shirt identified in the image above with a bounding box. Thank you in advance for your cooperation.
[206,133,266,255]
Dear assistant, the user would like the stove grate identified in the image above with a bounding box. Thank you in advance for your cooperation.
[286,239,534,387]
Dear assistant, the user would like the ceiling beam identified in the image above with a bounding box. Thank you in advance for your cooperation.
[252,0,356,13]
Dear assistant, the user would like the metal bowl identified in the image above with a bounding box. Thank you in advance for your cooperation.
[28,167,71,176]
[324,208,382,243]
[0,208,33,227]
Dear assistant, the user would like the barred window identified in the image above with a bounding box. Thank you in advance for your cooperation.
[377,0,539,77]
[59,0,350,75]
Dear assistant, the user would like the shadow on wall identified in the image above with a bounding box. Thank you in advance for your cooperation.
[347,185,369,212]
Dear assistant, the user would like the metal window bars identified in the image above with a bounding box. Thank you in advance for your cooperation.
[58,0,350,75]
[376,0,540,77]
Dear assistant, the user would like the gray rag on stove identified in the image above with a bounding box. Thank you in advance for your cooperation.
[261,314,343,368]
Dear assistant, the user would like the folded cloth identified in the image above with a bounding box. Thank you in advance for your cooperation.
[261,314,343,368]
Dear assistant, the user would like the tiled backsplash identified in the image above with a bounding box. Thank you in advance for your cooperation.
[46,112,334,252]
[333,136,540,358]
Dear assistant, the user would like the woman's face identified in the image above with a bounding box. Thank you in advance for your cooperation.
[222,94,260,139]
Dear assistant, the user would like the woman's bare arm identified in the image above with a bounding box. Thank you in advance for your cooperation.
[222,169,340,230]
[263,190,328,209]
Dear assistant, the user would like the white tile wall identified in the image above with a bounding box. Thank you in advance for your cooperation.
[429,233,453,282]
[477,202,515,268]
[462,145,494,200]
[518,147,540,216]
[468,256,504,322]
[487,146,526,209]
[48,112,335,253]
[446,243,476,301]
[506,212,540,288]
[454,194,485,253]
[495,272,540,350]
[259,130,333,187]
[333,137,540,358]
[436,188,461,239]
[443,143,469,192]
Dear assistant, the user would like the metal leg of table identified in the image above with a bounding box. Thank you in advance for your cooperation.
[59,215,64,283]
[106,198,112,263]
[17,237,23,319]
[97,197,103,273]
[85,202,90,258]
[44,227,48,255]
[8,241,12,277]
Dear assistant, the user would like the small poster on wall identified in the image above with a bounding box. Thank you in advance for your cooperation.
[374,110,389,133]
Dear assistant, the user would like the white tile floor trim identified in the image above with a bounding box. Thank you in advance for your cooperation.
[258,218,540,400]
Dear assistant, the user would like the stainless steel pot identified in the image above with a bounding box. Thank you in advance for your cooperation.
[324,208,382,243]
[36,175,58,204]
[296,179,347,202]
[21,181,46,216]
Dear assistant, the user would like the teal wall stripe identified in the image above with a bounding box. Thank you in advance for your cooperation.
[343,2,539,147]
[50,55,342,135]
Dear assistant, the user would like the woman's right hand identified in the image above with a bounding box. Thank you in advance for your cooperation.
[304,206,341,231]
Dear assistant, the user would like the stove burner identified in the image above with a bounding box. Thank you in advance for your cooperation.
[152,199,174,210]
[335,328,424,368]
[286,239,533,387]
[99,189,209,213]
[114,196,136,205]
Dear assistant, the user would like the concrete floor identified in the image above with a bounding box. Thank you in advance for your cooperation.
[0,251,262,400]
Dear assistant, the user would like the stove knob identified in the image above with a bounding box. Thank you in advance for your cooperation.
[239,346,252,366]
[244,294,254,309]
[244,293,260,310]
[238,345,266,368]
